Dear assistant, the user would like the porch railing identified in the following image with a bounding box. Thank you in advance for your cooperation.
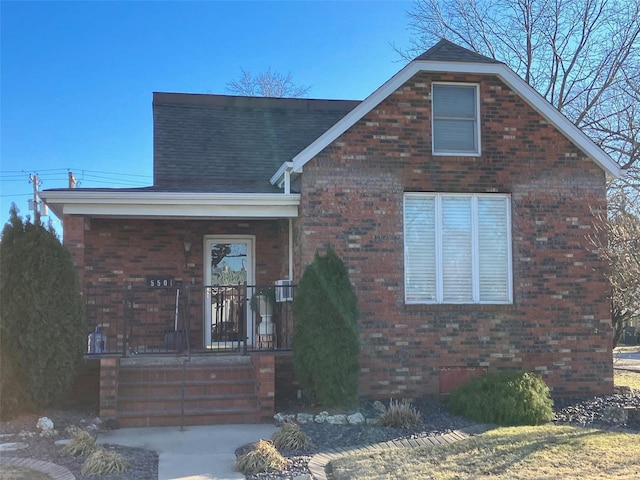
[84,283,295,357]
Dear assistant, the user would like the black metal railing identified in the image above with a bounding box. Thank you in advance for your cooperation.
[84,283,295,357]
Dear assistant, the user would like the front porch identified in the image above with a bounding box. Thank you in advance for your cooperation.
[84,283,295,357]
[84,283,296,426]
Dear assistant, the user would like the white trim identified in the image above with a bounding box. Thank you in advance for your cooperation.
[270,162,294,188]
[203,235,256,347]
[431,82,481,156]
[40,191,300,218]
[287,60,620,177]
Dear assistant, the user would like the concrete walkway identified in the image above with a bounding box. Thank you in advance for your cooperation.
[614,350,640,371]
[98,423,276,480]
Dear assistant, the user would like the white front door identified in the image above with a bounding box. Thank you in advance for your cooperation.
[204,236,255,347]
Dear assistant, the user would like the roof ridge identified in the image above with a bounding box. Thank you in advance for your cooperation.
[415,38,501,64]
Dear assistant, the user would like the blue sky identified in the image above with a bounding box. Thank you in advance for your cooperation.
[1,0,415,232]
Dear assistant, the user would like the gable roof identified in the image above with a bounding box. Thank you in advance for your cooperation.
[153,93,359,193]
[415,38,501,63]
[284,40,621,179]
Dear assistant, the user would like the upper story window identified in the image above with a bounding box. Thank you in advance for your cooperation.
[404,193,512,304]
[432,83,480,156]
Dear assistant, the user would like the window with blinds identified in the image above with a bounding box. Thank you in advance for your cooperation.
[404,193,512,304]
[432,83,480,155]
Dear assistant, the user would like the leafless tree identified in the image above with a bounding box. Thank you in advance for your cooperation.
[590,190,640,347]
[227,68,311,98]
[399,0,640,181]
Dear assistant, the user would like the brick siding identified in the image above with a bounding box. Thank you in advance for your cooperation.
[295,72,613,398]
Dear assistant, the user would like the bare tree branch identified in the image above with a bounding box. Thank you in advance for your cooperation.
[402,0,640,177]
[589,191,640,347]
[227,68,311,98]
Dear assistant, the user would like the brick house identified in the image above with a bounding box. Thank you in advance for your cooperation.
[42,40,620,427]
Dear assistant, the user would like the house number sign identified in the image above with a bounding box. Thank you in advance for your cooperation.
[146,275,174,288]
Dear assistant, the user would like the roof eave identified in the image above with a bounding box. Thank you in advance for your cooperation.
[289,60,621,178]
[40,191,301,219]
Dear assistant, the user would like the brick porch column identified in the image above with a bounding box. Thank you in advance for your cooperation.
[99,357,119,420]
[251,354,275,422]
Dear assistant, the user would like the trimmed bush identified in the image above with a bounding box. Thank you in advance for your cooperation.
[378,399,422,428]
[271,421,312,452]
[0,205,85,418]
[292,245,359,408]
[235,440,288,474]
[448,371,554,426]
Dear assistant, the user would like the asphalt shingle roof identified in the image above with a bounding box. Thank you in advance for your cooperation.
[415,38,501,64]
[153,93,359,192]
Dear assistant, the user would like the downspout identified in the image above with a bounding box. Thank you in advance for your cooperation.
[284,166,294,282]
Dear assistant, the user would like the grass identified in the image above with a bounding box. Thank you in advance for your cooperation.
[326,425,640,479]
[615,370,640,390]
[0,465,50,480]
[325,371,640,479]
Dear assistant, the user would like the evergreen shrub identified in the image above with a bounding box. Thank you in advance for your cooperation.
[448,371,554,426]
[0,205,85,418]
[292,245,359,408]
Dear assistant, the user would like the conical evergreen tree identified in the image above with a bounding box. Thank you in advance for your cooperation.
[1,205,85,418]
[292,245,359,407]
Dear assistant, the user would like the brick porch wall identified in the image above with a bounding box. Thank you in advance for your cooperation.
[295,71,613,398]
[251,353,276,422]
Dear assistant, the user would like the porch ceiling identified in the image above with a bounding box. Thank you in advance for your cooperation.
[40,191,300,219]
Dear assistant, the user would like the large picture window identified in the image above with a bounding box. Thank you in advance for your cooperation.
[404,193,512,304]
[432,83,480,155]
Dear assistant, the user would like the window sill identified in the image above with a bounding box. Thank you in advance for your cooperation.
[404,303,517,313]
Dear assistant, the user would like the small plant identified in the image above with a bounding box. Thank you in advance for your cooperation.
[448,371,554,426]
[61,430,97,456]
[81,448,129,476]
[271,421,312,451]
[235,439,288,474]
[378,399,422,428]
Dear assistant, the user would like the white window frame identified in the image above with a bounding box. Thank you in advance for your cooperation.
[404,193,513,304]
[432,82,481,156]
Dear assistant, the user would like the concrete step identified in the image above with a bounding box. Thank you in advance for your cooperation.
[118,379,256,397]
[117,406,263,428]
[117,392,259,412]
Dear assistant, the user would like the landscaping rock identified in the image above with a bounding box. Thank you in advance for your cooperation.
[347,412,366,425]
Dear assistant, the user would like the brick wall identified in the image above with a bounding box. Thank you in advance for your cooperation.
[296,72,613,398]
[64,217,288,288]
[64,217,289,352]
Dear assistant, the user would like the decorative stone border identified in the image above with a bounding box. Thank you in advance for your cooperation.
[274,411,372,425]
[307,424,495,480]
[0,456,76,480]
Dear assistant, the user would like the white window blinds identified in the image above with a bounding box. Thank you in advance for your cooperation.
[404,193,512,304]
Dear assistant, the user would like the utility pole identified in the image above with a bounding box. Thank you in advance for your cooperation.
[68,171,77,188]
[29,173,41,224]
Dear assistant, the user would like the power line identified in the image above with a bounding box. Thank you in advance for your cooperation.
[0,168,152,180]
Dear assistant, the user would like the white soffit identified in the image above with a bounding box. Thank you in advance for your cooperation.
[288,61,621,178]
[40,191,300,219]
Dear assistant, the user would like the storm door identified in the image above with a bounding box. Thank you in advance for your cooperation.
[204,236,255,348]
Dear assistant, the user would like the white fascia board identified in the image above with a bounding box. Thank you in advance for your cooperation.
[290,60,621,178]
[40,191,300,219]
[270,162,294,186]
